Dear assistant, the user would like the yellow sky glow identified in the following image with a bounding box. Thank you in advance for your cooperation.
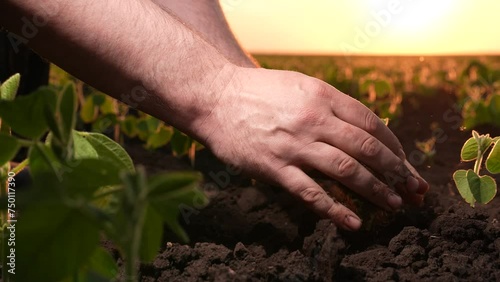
[222,0,500,55]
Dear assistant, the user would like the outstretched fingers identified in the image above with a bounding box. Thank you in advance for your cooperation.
[298,142,403,211]
[331,92,406,160]
[319,117,428,204]
[275,165,362,231]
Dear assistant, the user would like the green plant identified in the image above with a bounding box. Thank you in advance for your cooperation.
[453,130,500,207]
[458,60,500,129]
[415,136,437,164]
[0,74,207,282]
[358,75,402,120]
[50,65,201,163]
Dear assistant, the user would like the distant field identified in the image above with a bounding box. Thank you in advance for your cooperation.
[253,55,500,126]
[254,55,500,80]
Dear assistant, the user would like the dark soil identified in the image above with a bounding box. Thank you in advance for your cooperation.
[127,89,500,281]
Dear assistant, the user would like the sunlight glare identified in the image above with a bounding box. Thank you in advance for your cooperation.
[368,0,456,33]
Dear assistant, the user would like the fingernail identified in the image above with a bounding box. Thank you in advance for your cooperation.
[398,148,406,161]
[416,176,430,194]
[407,175,419,193]
[387,192,402,210]
[344,215,362,231]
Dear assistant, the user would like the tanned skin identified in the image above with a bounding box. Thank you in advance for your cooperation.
[0,0,428,231]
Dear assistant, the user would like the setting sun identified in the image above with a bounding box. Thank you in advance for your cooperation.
[222,0,500,55]
[367,0,455,32]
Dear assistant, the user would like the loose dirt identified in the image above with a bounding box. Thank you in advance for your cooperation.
[128,89,499,281]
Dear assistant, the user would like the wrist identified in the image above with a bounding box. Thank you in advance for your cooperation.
[152,58,240,143]
[189,62,241,142]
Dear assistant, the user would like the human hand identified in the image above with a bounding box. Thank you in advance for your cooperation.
[199,67,429,231]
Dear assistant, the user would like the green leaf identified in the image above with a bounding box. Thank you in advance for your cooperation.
[171,129,192,156]
[374,80,392,98]
[91,113,117,133]
[66,159,123,194]
[486,141,500,174]
[72,131,98,159]
[360,80,373,94]
[44,103,63,141]
[462,101,479,129]
[146,116,161,132]
[136,118,150,141]
[74,131,134,172]
[145,125,173,149]
[29,144,123,196]
[461,137,478,161]
[45,83,78,161]
[0,133,20,166]
[489,95,500,126]
[59,83,78,143]
[0,73,20,101]
[466,170,497,205]
[100,96,117,114]
[28,143,62,190]
[92,93,106,106]
[86,247,119,279]
[453,169,475,206]
[135,116,161,141]
[475,102,492,126]
[121,116,137,138]
[148,172,206,242]
[148,172,203,198]
[140,206,163,262]
[80,94,97,123]
[0,87,57,139]
[16,203,100,282]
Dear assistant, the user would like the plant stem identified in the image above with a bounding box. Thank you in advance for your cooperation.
[17,139,34,147]
[11,159,28,176]
[474,149,484,175]
[92,186,123,200]
[35,143,60,177]
[124,168,148,282]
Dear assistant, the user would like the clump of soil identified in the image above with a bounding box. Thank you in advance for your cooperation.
[127,88,500,281]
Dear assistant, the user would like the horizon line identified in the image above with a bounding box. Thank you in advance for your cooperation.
[251,52,500,57]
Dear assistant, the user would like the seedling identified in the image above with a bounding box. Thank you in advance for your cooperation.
[453,130,500,207]
[359,76,402,120]
[457,60,500,130]
[415,136,437,164]
[0,74,207,282]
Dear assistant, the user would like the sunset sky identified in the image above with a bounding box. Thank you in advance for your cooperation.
[221,0,500,55]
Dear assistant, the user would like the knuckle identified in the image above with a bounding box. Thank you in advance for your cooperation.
[327,203,351,225]
[383,161,408,186]
[326,203,343,221]
[360,136,380,157]
[364,112,380,133]
[394,160,410,177]
[296,108,324,127]
[305,79,330,99]
[370,182,386,198]
[299,187,325,205]
[336,156,357,178]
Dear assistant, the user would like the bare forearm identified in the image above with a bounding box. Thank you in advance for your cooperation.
[151,0,258,67]
[0,0,235,140]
